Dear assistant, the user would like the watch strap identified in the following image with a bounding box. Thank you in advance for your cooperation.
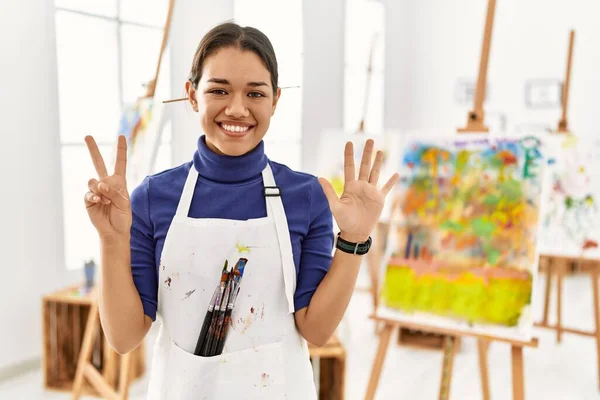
[335,232,372,255]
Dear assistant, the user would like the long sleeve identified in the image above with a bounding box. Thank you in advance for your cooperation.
[294,178,335,310]
[129,177,159,321]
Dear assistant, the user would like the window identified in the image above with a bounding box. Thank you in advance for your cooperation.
[234,0,303,170]
[55,0,172,270]
[344,0,385,136]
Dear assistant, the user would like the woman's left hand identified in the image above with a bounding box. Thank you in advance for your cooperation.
[319,139,400,243]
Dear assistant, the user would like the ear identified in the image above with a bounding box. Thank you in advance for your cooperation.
[271,87,281,116]
[185,81,198,112]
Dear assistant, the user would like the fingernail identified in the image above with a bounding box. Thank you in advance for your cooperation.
[93,195,99,202]
[99,183,107,192]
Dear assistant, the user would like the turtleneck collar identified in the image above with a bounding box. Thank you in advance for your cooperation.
[192,135,268,183]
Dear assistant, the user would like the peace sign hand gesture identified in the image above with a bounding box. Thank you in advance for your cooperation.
[318,139,400,243]
[84,135,132,240]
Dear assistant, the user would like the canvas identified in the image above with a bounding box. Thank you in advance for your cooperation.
[377,133,546,340]
[115,97,167,191]
[538,134,600,259]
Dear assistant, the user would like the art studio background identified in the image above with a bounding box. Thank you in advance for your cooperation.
[2,0,600,399]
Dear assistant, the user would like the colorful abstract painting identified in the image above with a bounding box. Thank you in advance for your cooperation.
[538,134,600,259]
[118,97,154,153]
[378,134,545,340]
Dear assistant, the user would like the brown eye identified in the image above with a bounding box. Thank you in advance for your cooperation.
[248,92,265,98]
[209,89,227,95]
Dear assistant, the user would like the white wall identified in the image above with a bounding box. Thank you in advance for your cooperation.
[0,0,79,372]
[301,0,346,173]
[384,0,600,136]
[169,0,235,165]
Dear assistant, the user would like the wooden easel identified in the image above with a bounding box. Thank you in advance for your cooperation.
[365,0,539,398]
[366,0,497,342]
[535,255,600,390]
[71,301,135,400]
[365,319,538,400]
[534,30,600,391]
[556,30,575,134]
[457,0,496,133]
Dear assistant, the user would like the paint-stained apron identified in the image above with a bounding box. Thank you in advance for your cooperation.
[146,163,317,399]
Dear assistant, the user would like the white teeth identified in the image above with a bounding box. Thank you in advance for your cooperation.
[221,124,249,133]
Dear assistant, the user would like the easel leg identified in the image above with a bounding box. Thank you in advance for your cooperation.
[364,324,394,400]
[368,223,386,335]
[591,266,600,391]
[542,258,552,325]
[477,339,491,400]
[556,260,564,343]
[438,336,459,400]
[511,346,525,400]
[367,223,383,310]
[117,352,133,400]
[72,302,99,399]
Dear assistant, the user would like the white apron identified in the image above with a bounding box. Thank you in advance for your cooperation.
[146,163,317,399]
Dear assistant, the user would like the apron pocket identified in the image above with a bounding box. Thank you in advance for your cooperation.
[166,339,287,400]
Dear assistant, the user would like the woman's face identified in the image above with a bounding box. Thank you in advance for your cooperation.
[186,46,280,156]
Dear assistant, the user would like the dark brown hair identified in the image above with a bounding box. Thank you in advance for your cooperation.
[188,22,279,94]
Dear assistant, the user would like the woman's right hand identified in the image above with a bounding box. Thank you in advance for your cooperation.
[84,135,132,240]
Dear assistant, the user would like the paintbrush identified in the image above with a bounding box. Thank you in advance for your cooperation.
[201,260,230,356]
[215,258,248,355]
[193,288,218,356]
[209,274,234,356]
[215,284,240,355]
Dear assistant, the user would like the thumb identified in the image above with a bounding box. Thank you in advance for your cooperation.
[318,177,339,209]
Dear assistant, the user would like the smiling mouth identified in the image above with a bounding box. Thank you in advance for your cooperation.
[217,122,255,138]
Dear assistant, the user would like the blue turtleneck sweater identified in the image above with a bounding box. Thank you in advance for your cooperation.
[130,136,334,321]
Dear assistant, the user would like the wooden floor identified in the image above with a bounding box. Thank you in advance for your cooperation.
[1,271,599,399]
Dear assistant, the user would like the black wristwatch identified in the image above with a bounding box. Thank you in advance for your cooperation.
[335,232,372,255]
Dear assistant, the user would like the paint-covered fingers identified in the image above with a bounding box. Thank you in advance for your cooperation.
[358,139,375,181]
[88,178,111,205]
[344,141,356,183]
[85,136,108,178]
[368,150,384,185]
[97,181,130,211]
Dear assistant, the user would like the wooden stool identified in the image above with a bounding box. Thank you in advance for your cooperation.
[42,285,145,397]
[309,334,346,400]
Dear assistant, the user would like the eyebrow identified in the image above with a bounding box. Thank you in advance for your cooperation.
[207,78,269,88]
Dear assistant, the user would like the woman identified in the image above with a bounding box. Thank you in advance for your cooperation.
[84,22,398,399]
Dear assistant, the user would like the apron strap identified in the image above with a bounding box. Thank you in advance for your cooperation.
[173,161,296,314]
[262,163,297,314]
[174,163,199,218]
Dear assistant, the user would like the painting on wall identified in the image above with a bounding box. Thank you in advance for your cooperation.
[538,134,600,259]
[524,79,563,109]
[377,133,546,341]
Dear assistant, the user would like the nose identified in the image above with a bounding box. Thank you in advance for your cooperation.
[225,93,249,118]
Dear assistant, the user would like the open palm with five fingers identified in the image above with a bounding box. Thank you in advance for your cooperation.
[318,139,400,243]
[84,135,132,240]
